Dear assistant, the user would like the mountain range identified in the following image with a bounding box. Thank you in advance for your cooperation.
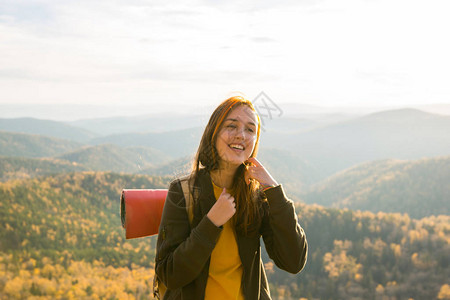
[271,108,450,178]
[301,155,450,218]
[2,108,449,181]
[0,117,97,142]
[0,130,82,158]
[1,107,449,218]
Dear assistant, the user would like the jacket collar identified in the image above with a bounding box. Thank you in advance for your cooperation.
[192,168,216,225]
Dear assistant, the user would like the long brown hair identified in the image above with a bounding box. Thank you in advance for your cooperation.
[190,96,264,235]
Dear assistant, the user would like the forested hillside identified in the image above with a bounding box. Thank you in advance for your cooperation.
[302,156,450,218]
[0,172,169,299]
[0,156,87,182]
[267,205,449,299]
[1,172,448,299]
[0,131,82,158]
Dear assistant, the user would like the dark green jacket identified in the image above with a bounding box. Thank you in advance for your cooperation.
[155,168,307,299]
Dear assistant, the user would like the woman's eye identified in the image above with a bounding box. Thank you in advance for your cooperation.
[246,128,254,133]
[227,124,236,129]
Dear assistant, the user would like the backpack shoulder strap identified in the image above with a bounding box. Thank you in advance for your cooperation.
[179,174,195,225]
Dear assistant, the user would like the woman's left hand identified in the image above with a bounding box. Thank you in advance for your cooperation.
[244,157,278,188]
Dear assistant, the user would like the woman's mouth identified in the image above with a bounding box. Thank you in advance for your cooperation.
[229,143,245,152]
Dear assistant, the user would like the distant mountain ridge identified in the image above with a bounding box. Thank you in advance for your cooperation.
[0,131,82,158]
[0,144,172,181]
[281,108,450,179]
[89,127,203,158]
[1,108,449,185]
[57,144,171,173]
[0,117,97,142]
[68,113,208,135]
[302,155,450,218]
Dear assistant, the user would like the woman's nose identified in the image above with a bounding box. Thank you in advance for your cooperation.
[235,127,245,139]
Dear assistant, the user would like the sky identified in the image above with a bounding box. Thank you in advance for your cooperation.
[1,0,450,119]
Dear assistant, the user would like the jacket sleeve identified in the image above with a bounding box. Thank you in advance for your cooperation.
[155,179,222,289]
[260,184,308,274]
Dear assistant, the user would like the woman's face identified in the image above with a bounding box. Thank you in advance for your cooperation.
[215,105,258,168]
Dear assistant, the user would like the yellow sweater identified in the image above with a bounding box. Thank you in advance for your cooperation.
[204,181,244,300]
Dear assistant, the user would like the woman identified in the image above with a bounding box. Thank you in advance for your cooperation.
[154,96,307,299]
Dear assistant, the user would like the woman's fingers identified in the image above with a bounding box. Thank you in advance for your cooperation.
[246,158,262,178]
[245,158,278,187]
[207,188,236,227]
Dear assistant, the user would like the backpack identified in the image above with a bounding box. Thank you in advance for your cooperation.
[153,174,196,300]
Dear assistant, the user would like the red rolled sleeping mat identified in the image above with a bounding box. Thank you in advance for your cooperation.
[120,189,168,239]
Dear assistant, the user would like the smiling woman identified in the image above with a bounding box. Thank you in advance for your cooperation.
[154,95,308,300]
[214,105,258,169]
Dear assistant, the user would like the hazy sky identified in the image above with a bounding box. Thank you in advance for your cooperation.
[1,0,450,115]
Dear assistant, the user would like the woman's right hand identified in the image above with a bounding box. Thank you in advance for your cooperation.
[206,188,236,227]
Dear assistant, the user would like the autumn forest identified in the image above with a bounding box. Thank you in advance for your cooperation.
[1,110,449,299]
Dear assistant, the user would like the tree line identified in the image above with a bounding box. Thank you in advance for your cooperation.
[1,172,449,299]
